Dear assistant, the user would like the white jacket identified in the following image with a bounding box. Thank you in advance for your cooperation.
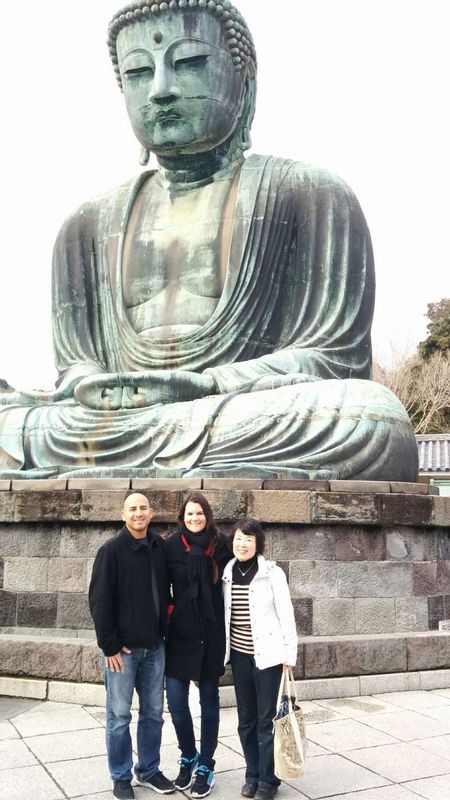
[223,555,298,670]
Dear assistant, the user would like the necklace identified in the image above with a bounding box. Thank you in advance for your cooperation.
[237,559,257,577]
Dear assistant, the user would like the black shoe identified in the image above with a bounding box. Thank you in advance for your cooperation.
[241,783,258,798]
[190,765,215,798]
[174,752,199,790]
[113,780,135,800]
[254,785,278,800]
[135,770,175,794]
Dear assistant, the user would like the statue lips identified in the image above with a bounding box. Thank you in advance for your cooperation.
[142,105,183,125]
[156,111,183,124]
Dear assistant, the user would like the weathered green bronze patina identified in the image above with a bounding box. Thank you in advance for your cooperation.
[0,0,418,479]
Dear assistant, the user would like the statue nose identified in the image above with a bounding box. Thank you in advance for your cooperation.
[148,67,181,104]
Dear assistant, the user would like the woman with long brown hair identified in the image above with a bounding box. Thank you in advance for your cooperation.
[163,492,231,798]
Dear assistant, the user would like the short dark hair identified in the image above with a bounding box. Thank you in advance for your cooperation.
[229,517,265,554]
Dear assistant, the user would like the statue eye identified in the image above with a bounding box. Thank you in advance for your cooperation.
[174,55,208,70]
[124,65,154,79]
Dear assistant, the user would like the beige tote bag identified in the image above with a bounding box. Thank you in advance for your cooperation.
[273,668,306,780]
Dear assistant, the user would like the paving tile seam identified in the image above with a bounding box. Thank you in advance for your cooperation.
[413,707,450,724]
[331,749,399,789]
[4,708,89,799]
[297,749,396,783]
[0,762,68,800]
[304,743,335,756]
[313,715,405,742]
[3,694,450,800]
[409,734,450,756]
[397,777,450,797]
[25,735,72,799]
[312,698,407,714]
[343,738,450,760]
[338,706,450,728]
[40,761,70,800]
[82,706,107,726]
[410,730,450,746]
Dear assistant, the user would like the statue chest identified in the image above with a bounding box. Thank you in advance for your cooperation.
[122,173,237,338]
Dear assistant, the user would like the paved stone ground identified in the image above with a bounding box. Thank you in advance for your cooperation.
[1,689,450,800]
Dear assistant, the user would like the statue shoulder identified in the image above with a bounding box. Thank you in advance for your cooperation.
[288,158,357,198]
[54,172,152,246]
[252,153,359,204]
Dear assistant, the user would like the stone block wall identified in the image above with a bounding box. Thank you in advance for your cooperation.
[1,479,450,640]
[2,521,449,636]
[279,526,450,635]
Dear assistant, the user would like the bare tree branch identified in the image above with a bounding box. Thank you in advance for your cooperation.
[373,352,450,433]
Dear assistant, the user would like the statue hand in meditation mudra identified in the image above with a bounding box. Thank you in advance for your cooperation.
[0,0,418,479]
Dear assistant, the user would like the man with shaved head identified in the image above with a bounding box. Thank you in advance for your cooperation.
[89,493,174,799]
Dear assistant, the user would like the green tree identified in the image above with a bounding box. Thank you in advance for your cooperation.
[419,298,450,358]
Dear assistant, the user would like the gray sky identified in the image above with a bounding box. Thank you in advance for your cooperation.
[1,0,448,389]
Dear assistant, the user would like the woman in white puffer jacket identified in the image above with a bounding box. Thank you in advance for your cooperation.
[222,519,297,800]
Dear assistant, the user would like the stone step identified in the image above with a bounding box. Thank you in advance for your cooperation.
[0,485,448,525]
[1,667,450,707]
[1,630,449,685]
[0,478,440,494]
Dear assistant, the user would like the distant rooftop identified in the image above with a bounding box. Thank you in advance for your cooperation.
[417,433,450,473]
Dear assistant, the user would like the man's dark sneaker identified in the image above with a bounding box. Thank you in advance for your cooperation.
[254,784,278,800]
[241,783,258,798]
[174,752,200,790]
[112,780,135,800]
[135,770,175,794]
[190,765,215,798]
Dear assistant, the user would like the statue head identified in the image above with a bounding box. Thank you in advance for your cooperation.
[107,0,257,162]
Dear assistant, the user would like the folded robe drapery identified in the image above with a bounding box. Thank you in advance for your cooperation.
[0,155,418,478]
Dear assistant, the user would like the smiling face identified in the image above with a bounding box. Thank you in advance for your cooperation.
[232,529,257,562]
[183,500,207,534]
[122,492,153,538]
[117,10,246,156]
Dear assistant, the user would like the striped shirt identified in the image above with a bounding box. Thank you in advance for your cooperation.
[230,584,254,654]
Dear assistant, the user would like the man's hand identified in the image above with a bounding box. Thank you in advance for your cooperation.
[105,647,131,672]
[74,371,217,410]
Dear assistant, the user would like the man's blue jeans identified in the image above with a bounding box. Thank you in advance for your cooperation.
[166,675,220,770]
[104,643,165,782]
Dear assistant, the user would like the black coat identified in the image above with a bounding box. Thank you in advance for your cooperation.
[88,527,169,657]
[163,531,231,680]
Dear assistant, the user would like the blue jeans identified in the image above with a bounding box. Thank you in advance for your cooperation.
[104,643,165,782]
[166,676,220,770]
[230,649,282,787]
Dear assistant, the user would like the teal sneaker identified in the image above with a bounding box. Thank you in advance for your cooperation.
[190,764,215,798]
[174,752,199,790]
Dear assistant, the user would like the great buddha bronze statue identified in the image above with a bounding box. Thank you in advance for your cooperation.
[0,0,418,479]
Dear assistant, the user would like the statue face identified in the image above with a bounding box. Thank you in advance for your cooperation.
[117,11,246,156]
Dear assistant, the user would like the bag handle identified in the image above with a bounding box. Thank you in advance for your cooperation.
[286,667,299,707]
[276,667,290,708]
[275,668,305,770]
[287,668,304,763]
[276,667,299,712]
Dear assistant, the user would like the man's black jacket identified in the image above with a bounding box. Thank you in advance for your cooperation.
[88,527,169,657]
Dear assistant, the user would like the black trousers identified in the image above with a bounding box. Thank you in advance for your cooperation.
[230,649,282,788]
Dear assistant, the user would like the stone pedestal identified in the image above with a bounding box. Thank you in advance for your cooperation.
[1,479,449,688]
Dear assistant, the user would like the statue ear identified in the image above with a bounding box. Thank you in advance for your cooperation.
[139,146,150,166]
[238,73,256,152]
